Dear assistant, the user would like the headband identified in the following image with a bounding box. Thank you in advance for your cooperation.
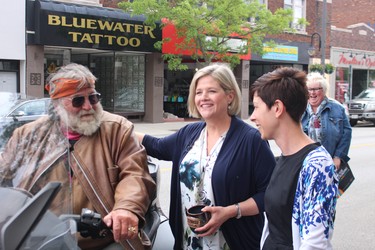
[45,78,94,99]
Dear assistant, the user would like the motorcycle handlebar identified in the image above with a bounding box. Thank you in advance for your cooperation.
[71,208,111,239]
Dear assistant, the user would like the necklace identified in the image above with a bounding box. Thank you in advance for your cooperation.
[196,128,226,204]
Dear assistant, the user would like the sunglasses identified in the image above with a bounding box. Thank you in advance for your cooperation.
[69,93,101,108]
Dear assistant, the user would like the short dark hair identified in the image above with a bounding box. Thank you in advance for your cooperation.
[250,67,308,123]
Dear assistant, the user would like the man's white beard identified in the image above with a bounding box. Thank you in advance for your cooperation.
[57,104,103,136]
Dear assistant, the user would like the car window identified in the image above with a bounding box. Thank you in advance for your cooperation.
[356,89,375,99]
[0,92,19,117]
[10,99,49,117]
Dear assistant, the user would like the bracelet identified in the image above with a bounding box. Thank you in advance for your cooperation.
[234,203,242,219]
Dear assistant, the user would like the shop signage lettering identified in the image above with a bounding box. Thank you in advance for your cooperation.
[35,7,162,52]
[338,54,375,68]
[67,32,141,47]
[262,45,298,61]
[48,15,156,38]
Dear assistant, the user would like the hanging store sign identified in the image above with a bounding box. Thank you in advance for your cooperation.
[337,54,375,68]
[262,45,298,61]
[32,0,162,51]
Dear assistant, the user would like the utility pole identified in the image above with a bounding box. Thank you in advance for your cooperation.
[321,0,327,71]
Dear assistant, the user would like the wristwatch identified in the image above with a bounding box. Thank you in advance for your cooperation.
[235,203,242,219]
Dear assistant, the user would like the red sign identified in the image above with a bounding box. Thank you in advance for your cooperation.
[162,21,251,60]
[338,54,375,68]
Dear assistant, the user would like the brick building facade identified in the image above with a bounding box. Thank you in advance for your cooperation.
[332,0,375,29]
[330,0,375,102]
[7,0,366,121]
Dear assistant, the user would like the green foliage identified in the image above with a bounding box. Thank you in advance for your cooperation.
[309,63,324,74]
[324,63,335,74]
[309,63,335,75]
[119,0,294,70]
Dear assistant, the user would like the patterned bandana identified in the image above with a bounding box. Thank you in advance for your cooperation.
[45,78,94,99]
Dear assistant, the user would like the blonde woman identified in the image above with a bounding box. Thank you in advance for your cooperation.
[137,63,275,249]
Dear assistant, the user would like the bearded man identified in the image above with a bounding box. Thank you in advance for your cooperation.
[0,63,155,250]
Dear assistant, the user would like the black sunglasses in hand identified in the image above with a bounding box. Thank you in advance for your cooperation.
[69,93,101,108]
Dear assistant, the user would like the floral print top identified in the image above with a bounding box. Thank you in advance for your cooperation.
[179,128,229,250]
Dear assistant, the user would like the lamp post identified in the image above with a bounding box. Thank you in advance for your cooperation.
[308,32,321,57]
[321,0,327,71]
[308,0,327,71]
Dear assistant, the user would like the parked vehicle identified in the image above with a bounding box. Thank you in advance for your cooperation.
[0,92,50,149]
[347,88,375,126]
[0,94,174,250]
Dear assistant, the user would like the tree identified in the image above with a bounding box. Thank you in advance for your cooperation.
[119,0,296,70]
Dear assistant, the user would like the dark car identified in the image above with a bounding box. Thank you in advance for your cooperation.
[347,88,375,126]
[0,92,50,148]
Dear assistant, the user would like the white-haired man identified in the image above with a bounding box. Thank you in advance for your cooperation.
[0,63,155,249]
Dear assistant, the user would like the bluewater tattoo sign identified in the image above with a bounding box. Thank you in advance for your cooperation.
[33,0,162,52]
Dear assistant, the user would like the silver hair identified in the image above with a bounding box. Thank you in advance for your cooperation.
[306,72,327,94]
[46,63,97,89]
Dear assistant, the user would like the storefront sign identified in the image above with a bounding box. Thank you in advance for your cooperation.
[337,54,375,68]
[162,21,251,60]
[205,36,248,53]
[33,0,162,51]
[262,45,298,61]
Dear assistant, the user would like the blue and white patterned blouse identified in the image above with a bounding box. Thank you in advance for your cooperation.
[261,145,338,250]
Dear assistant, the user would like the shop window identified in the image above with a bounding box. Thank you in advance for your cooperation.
[335,67,350,103]
[113,54,145,113]
[44,52,65,96]
[0,60,19,71]
[89,52,146,114]
[352,69,368,99]
[90,53,115,111]
[163,69,194,118]
[369,70,375,88]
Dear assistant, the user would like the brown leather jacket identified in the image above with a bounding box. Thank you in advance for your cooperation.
[0,111,155,249]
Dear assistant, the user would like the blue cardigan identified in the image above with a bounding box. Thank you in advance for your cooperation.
[142,116,275,249]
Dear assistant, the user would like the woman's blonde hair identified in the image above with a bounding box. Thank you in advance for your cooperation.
[187,63,242,118]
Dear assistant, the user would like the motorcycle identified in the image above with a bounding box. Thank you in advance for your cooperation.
[0,93,174,250]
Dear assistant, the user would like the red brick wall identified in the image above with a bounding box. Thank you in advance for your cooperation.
[331,25,374,51]
[267,0,332,59]
[100,0,122,8]
[332,0,375,29]
[330,0,375,51]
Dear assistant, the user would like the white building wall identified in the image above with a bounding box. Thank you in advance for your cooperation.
[0,0,26,60]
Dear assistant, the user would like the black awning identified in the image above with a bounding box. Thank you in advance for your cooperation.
[38,0,145,21]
